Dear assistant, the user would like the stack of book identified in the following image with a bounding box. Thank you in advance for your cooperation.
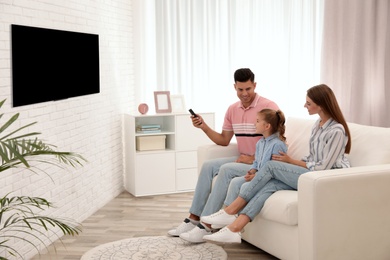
[136,124,161,133]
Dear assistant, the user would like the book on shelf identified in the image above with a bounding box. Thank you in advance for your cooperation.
[137,124,161,128]
[136,130,162,134]
[136,124,161,133]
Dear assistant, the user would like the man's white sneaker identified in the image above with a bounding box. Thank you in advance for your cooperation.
[179,223,211,243]
[167,218,197,237]
[201,209,237,227]
[203,226,241,244]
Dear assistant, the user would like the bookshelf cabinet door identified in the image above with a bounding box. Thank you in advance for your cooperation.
[135,152,175,196]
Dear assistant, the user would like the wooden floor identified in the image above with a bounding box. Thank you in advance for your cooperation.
[31,191,278,260]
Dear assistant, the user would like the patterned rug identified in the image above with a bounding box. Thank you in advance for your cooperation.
[81,236,227,260]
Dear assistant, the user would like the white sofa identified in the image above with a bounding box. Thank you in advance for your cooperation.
[197,117,390,260]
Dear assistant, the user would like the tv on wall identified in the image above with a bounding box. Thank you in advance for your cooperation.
[11,24,100,107]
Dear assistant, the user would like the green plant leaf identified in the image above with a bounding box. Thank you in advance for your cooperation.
[0,99,85,258]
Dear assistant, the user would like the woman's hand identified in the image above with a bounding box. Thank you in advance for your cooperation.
[273,151,307,168]
[272,151,291,163]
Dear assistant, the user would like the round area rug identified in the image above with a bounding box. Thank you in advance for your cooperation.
[81,236,227,260]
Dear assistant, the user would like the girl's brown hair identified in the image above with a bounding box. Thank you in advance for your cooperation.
[259,108,286,142]
[307,84,351,153]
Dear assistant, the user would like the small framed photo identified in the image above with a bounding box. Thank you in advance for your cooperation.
[170,94,186,113]
[154,91,172,113]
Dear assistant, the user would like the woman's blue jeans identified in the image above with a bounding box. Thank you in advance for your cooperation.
[189,156,251,217]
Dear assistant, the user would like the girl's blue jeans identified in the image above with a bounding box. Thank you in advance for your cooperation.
[225,161,308,220]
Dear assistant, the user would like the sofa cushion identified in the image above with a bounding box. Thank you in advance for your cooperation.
[285,117,313,160]
[347,122,390,166]
[259,190,298,226]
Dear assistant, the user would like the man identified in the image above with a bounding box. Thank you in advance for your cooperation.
[168,68,279,243]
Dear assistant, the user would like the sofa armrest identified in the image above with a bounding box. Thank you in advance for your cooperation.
[197,143,239,174]
[298,164,390,260]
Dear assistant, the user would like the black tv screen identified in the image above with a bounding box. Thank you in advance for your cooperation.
[11,24,100,107]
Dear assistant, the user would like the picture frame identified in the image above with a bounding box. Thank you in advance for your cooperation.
[170,94,186,113]
[154,91,172,113]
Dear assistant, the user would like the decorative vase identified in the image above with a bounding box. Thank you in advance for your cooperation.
[138,103,149,114]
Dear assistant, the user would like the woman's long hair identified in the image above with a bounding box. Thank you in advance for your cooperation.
[307,84,352,153]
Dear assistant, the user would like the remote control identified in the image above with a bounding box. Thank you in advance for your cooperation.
[188,109,198,118]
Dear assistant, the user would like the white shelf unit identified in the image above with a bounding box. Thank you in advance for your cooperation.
[124,112,215,196]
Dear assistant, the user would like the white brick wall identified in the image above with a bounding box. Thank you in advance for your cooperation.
[0,0,135,258]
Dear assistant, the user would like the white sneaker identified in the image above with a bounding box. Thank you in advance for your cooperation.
[179,223,211,243]
[203,226,241,244]
[210,223,226,229]
[167,218,197,237]
[201,209,237,227]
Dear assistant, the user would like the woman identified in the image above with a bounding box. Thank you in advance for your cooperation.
[201,84,352,243]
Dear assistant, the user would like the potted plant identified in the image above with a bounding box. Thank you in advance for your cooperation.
[0,99,86,259]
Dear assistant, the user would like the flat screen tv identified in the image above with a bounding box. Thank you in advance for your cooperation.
[11,24,100,107]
